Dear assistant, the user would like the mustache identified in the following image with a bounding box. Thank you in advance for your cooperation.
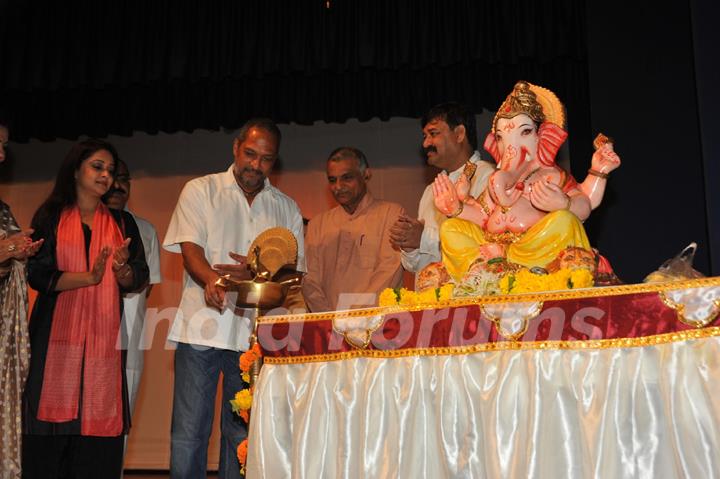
[107,187,127,196]
[424,146,437,155]
[241,167,264,176]
[105,186,127,196]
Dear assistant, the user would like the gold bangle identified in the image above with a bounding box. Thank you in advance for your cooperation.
[446,201,464,218]
[588,168,609,179]
[564,195,572,210]
[478,192,492,216]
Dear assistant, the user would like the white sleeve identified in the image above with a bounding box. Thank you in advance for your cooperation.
[400,186,441,273]
[288,202,306,272]
[401,227,440,273]
[146,226,162,284]
[163,180,207,253]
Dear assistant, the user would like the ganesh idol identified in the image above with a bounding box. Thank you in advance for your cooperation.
[432,80,620,281]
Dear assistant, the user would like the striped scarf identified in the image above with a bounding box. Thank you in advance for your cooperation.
[37,204,124,436]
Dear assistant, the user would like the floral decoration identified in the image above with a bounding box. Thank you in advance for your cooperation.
[379,284,454,307]
[230,342,263,475]
[381,266,594,308]
[499,267,594,294]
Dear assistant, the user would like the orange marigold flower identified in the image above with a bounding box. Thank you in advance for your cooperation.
[239,409,250,423]
[237,439,248,464]
[239,343,264,372]
[239,351,255,372]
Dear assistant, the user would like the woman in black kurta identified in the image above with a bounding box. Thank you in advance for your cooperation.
[22,139,149,479]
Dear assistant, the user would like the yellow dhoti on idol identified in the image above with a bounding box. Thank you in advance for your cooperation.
[440,209,591,280]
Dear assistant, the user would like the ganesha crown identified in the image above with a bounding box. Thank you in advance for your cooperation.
[493,80,566,131]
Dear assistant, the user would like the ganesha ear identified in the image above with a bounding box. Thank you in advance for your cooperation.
[483,132,501,164]
[537,122,569,166]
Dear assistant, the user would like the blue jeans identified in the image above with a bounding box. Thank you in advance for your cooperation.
[170,342,247,478]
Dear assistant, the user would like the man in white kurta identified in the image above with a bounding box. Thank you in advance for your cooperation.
[163,119,305,478]
[104,159,162,415]
[122,214,161,409]
[390,102,494,274]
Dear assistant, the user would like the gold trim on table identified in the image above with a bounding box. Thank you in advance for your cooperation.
[258,277,720,325]
[480,301,544,341]
[262,326,720,365]
[332,314,385,350]
[659,284,720,328]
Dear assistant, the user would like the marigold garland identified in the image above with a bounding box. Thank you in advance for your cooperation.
[499,267,594,294]
[378,288,399,306]
[230,342,263,473]
[379,283,454,307]
[229,389,253,413]
[238,409,249,423]
[236,439,248,475]
[239,343,262,372]
[438,283,454,301]
[380,269,593,306]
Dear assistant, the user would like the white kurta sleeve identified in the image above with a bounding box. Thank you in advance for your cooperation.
[400,186,440,273]
[163,180,208,253]
[146,226,162,284]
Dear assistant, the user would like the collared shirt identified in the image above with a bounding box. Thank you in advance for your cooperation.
[303,192,404,312]
[401,151,495,273]
[163,165,305,351]
[122,210,162,371]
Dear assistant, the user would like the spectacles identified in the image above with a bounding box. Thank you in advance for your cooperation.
[115,175,131,183]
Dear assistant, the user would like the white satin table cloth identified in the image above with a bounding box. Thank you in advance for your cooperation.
[247,279,720,478]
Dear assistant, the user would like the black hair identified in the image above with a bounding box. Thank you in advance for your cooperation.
[421,102,478,150]
[115,157,129,175]
[32,138,119,227]
[235,118,282,148]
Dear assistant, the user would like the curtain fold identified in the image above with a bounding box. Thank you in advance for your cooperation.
[0,0,588,142]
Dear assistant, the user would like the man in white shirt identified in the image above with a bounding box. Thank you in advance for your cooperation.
[104,158,163,458]
[389,102,495,274]
[163,118,305,479]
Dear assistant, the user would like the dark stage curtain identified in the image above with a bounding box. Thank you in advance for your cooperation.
[0,0,590,149]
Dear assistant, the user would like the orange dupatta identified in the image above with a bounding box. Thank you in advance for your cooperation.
[36,204,124,436]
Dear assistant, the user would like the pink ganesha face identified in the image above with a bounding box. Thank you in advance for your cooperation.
[493,114,540,171]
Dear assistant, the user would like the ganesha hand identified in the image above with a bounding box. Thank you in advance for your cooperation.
[529,180,570,212]
[432,172,461,216]
[454,173,471,202]
[488,171,522,207]
[591,143,621,174]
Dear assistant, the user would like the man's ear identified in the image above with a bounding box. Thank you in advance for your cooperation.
[232,138,239,156]
[364,168,372,182]
[453,125,467,144]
